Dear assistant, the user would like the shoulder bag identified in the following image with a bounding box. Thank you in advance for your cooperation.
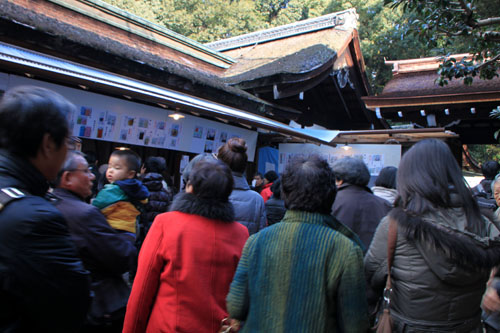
[372,218,397,333]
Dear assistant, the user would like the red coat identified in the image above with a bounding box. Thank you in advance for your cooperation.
[260,182,273,203]
[123,207,248,333]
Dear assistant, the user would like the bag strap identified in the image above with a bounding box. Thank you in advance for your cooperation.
[0,187,27,211]
[383,218,398,306]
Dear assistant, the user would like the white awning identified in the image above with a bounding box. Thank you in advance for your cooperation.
[0,42,340,145]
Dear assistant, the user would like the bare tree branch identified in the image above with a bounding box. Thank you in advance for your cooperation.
[482,31,500,42]
[476,17,500,27]
[477,53,500,69]
[436,27,466,37]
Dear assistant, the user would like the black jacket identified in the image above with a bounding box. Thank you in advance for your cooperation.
[0,150,91,332]
[265,196,286,225]
[141,172,171,229]
[53,188,136,323]
[331,183,391,249]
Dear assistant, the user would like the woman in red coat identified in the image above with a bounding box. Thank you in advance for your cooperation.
[123,159,249,333]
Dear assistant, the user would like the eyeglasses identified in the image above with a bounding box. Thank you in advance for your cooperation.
[69,168,92,175]
[65,136,81,150]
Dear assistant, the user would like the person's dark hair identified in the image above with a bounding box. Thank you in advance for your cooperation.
[0,86,74,157]
[270,178,282,199]
[481,160,500,180]
[83,150,97,165]
[97,169,109,192]
[281,155,336,214]
[144,156,166,174]
[217,138,248,173]
[182,153,216,186]
[375,166,397,189]
[188,159,234,202]
[111,149,141,174]
[264,170,278,183]
[396,139,484,234]
[254,172,263,179]
[331,157,370,186]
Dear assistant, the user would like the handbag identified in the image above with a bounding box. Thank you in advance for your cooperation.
[372,218,397,333]
[219,317,240,333]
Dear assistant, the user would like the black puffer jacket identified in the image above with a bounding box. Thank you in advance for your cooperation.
[265,196,286,225]
[141,172,171,230]
[0,149,91,332]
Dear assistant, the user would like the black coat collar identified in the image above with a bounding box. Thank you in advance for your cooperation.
[169,192,234,222]
[0,149,49,197]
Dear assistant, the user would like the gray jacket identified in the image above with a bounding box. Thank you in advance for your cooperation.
[230,173,266,235]
[365,207,499,332]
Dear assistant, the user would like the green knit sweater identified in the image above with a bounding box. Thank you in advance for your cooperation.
[226,210,369,332]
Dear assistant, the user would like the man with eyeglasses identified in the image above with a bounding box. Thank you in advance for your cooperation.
[0,86,91,332]
[53,151,137,332]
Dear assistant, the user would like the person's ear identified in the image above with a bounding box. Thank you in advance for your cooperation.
[59,170,72,187]
[127,169,136,179]
[185,183,194,194]
[39,133,55,158]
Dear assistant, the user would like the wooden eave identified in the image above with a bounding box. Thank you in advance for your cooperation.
[363,91,500,110]
[260,127,458,145]
[48,0,235,70]
[0,0,303,120]
[333,128,458,144]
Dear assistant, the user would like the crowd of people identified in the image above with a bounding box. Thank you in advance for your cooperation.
[2,85,500,333]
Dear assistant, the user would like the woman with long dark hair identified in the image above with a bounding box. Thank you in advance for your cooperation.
[365,139,500,332]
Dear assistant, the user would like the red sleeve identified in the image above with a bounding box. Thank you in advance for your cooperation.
[123,215,166,333]
[261,187,271,203]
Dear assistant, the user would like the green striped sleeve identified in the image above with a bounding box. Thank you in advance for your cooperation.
[226,235,255,320]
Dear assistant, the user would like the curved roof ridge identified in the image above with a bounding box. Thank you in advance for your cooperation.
[206,8,358,52]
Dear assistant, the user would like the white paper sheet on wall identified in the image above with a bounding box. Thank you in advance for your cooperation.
[278,143,400,175]
[5,74,259,161]
[265,162,276,173]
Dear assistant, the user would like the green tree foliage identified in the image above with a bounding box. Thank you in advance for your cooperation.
[101,0,424,92]
[96,0,500,159]
[384,0,500,86]
[467,144,500,165]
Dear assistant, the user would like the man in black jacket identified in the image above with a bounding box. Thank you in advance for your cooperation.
[0,86,91,332]
[331,157,391,250]
[54,151,137,332]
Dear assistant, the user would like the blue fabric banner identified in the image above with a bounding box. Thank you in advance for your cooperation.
[257,147,279,175]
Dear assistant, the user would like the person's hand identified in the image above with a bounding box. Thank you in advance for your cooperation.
[482,286,500,313]
[219,318,240,332]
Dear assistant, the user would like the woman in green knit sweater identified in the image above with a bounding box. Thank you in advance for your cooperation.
[226,155,369,332]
